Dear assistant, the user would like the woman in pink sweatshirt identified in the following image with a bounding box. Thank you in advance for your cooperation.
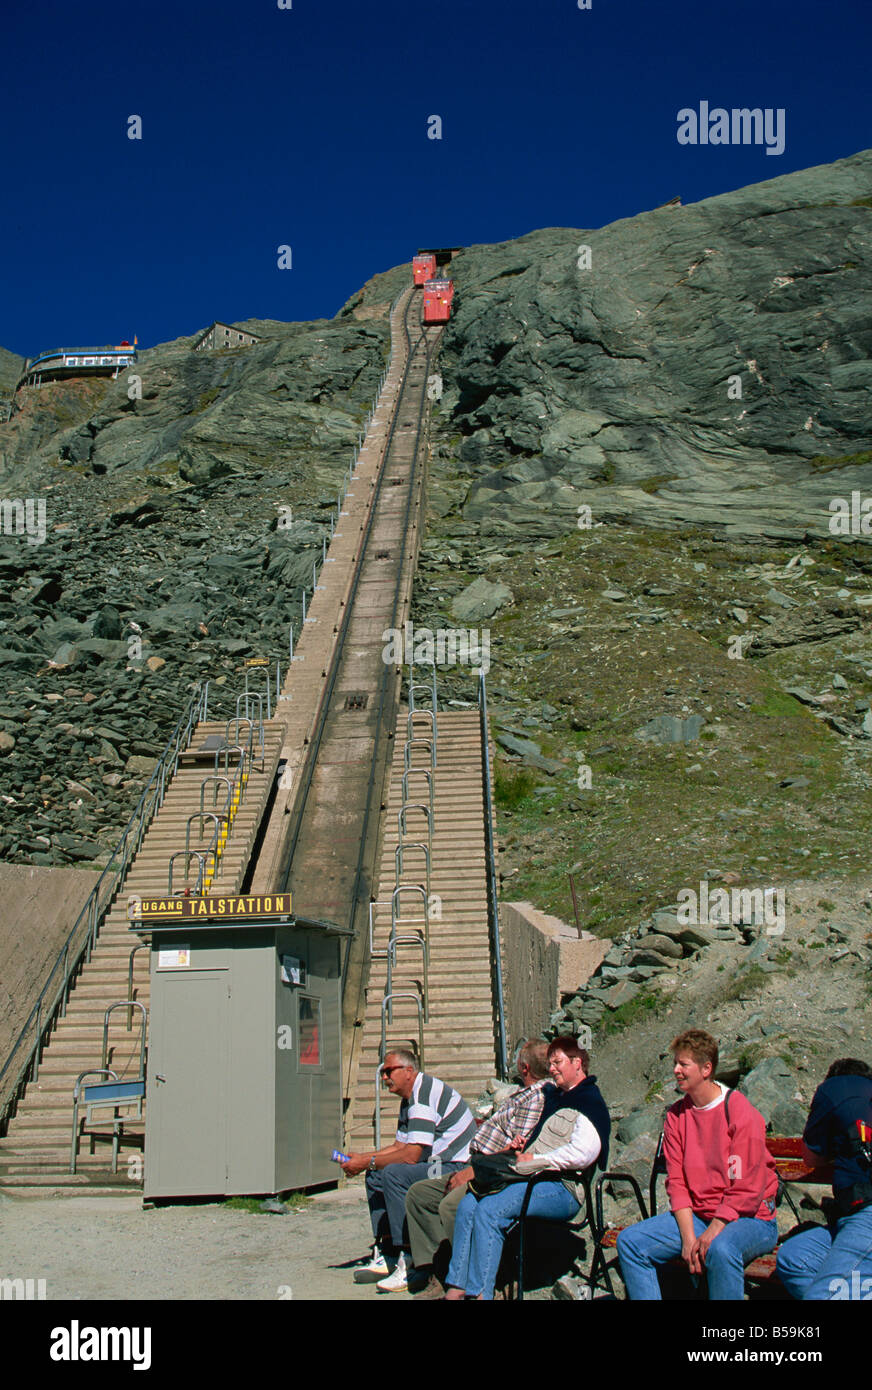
[617,1029,778,1299]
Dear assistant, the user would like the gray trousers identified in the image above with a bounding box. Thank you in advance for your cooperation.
[366,1163,466,1252]
[406,1177,468,1269]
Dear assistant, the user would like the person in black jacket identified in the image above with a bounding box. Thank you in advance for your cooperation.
[442,1036,610,1301]
[776,1057,872,1300]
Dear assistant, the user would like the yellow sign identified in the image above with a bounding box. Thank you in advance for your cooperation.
[245,657,270,667]
[129,893,292,921]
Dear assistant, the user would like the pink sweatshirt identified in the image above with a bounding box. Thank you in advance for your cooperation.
[664,1087,778,1224]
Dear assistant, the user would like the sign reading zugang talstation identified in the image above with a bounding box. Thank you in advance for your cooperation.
[130,894,293,921]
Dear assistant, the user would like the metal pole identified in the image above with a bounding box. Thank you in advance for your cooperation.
[289,625,294,662]
[302,590,307,622]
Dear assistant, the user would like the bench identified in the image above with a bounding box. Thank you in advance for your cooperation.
[589,1133,833,1298]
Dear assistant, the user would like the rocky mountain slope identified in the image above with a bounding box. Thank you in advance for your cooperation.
[0,151,870,1118]
[435,147,872,539]
[0,311,389,863]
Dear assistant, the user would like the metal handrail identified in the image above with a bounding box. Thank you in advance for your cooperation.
[127,946,146,1029]
[70,1068,118,1175]
[395,840,430,898]
[0,681,208,1133]
[386,886,430,1022]
[199,775,233,818]
[397,802,432,843]
[167,850,207,898]
[374,993,426,1147]
[368,899,394,958]
[101,1001,147,1078]
[407,708,437,764]
[216,744,246,786]
[401,767,433,818]
[229,708,265,771]
[408,668,437,713]
[403,737,435,771]
[479,671,508,1080]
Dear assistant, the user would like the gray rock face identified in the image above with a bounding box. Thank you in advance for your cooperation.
[738,1057,809,1134]
[450,577,513,622]
[616,1104,667,1145]
[436,149,872,539]
[1,315,387,493]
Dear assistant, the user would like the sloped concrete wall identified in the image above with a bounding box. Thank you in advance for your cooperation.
[0,864,101,1063]
[500,900,609,1051]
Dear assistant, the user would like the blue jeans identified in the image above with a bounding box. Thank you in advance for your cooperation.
[616,1210,778,1300]
[366,1161,466,1251]
[776,1206,872,1300]
[446,1181,580,1300]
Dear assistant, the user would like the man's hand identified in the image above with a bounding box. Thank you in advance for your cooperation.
[341,1152,370,1178]
[515,1151,537,1166]
[446,1165,473,1192]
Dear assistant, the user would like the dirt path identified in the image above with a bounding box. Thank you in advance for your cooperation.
[0,1184,394,1302]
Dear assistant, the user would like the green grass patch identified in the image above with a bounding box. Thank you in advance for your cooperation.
[808,449,872,474]
[494,762,537,809]
[639,473,678,496]
[223,1193,308,1213]
[194,388,221,413]
[750,691,805,717]
[599,990,665,1037]
[723,964,769,1002]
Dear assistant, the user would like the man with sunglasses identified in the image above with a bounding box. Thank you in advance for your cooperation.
[342,1050,476,1289]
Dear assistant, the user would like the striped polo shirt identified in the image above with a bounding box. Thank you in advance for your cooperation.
[396,1072,477,1162]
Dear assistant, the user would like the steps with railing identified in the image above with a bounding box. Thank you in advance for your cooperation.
[0,704,284,1186]
[345,671,505,1149]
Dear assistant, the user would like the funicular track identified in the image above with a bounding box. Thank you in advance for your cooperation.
[0,282,491,1190]
[268,291,442,1103]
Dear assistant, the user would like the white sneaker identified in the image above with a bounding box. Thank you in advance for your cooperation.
[377,1251,415,1292]
[352,1248,394,1283]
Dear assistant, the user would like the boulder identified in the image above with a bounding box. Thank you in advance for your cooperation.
[450,577,513,623]
[738,1058,808,1134]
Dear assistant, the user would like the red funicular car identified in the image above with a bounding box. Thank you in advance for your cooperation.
[413,253,437,286]
[422,279,455,324]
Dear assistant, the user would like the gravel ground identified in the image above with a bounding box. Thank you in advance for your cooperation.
[0,1183,395,1302]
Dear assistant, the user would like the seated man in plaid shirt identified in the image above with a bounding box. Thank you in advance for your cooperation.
[399,1040,551,1296]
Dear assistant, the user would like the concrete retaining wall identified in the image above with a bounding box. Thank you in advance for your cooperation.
[500,900,609,1050]
[0,864,101,1064]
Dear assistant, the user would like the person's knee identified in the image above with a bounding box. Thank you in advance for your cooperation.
[616,1225,642,1261]
[775,1243,804,1279]
[705,1234,742,1273]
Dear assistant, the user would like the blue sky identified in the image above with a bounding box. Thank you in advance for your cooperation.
[1,0,869,356]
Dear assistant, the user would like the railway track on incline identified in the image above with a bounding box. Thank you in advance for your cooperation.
[267,288,442,1103]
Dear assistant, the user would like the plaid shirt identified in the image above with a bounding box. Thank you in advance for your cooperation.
[470,1081,548,1155]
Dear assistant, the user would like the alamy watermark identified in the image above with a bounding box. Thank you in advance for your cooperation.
[381,621,490,675]
[676,882,785,935]
[0,498,46,546]
[677,102,785,156]
[50,1322,151,1370]
[829,493,872,536]
[828,1272,872,1300]
[0,1275,46,1300]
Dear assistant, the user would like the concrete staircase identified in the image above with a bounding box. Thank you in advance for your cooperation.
[346,708,499,1148]
[0,720,283,1187]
